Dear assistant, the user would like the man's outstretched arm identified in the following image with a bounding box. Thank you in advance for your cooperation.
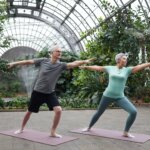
[67,58,95,69]
[8,60,34,68]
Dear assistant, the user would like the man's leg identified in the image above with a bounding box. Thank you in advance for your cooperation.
[15,111,32,134]
[14,91,45,134]
[50,106,62,138]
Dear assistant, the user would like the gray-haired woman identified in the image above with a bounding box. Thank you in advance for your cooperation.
[80,53,149,138]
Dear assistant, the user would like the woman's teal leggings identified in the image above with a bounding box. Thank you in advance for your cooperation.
[89,96,137,132]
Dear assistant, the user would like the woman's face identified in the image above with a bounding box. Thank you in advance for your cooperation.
[119,55,127,66]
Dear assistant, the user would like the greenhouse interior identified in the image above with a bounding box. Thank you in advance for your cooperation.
[0,0,150,149]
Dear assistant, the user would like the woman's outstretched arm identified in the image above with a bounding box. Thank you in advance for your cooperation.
[132,63,150,73]
[79,65,105,72]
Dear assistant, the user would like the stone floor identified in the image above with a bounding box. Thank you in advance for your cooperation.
[0,106,150,150]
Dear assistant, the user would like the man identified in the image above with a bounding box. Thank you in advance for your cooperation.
[8,45,93,138]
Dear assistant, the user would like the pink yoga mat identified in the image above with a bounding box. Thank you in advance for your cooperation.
[71,128,150,143]
[0,129,78,146]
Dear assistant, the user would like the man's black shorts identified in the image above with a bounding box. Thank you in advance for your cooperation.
[28,91,60,113]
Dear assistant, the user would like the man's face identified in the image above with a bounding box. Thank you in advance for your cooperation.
[51,47,62,59]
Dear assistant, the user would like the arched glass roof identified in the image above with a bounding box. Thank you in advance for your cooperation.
[0,0,150,57]
[1,17,72,56]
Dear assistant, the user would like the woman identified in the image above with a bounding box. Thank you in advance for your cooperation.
[80,53,149,138]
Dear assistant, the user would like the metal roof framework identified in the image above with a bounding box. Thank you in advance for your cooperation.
[0,0,150,56]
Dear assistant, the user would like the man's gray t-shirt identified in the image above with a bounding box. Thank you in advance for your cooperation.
[33,58,67,94]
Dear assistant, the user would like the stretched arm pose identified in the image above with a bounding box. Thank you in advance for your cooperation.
[79,53,150,138]
[80,62,150,73]
[7,45,95,138]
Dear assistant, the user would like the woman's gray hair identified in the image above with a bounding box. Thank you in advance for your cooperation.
[115,53,126,63]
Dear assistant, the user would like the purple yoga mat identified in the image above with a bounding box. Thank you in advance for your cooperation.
[0,129,78,146]
[71,128,150,143]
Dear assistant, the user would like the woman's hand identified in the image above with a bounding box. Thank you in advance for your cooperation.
[79,66,87,69]
[84,58,96,64]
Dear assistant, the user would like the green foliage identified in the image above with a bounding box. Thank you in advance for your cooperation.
[0,0,10,48]
[143,97,150,103]
[0,97,4,108]
[1,96,29,109]
[36,47,49,58]
[0,59,22,97]
[60,94,97,109]
[0,1,7,23]
[101,0,116,13]
[0,59,10,73]
[73,2,150,103]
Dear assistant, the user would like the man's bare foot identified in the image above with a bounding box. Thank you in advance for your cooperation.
[82,127,91,132]
[14,129,23,134]
[50,133,62,138]
[123,132,135,138]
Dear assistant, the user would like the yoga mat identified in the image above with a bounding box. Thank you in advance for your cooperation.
[0,129,78,146]
[71,128,150,143]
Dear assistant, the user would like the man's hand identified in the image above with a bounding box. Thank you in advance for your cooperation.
[7,63,15,69]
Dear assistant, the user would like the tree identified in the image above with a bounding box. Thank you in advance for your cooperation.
[73,1,150,103]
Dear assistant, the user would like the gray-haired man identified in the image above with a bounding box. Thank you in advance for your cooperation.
[8,45,94,138]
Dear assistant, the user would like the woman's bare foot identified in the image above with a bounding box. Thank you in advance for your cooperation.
[50,133,62,138]
[82,127,91,132]
[123,132,135,138]
[14,129,23,134]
